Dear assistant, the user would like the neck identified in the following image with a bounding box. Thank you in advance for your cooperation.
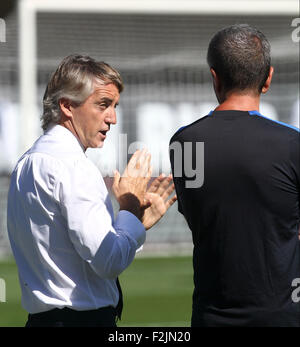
[59,119,86,152]
[215,92,261,112]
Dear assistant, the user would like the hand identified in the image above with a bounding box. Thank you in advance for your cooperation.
[112,149,152,220]
[142,174,177,230]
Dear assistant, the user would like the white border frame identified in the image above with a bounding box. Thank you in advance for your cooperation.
[19,0,299,153]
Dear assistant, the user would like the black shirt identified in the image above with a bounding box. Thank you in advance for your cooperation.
[169,110,300,327]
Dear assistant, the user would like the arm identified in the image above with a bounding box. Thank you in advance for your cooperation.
[57,154,148,279]
[59,149,175,278]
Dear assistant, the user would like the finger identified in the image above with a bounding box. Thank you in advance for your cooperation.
[133,151,151,178]
[165,194,177,209]
[125,149,141,174]
[140,152,151,177]
[112,170,121,194]
[162,183,176,201]
[127,149,148,177]
[142,159,152,189]
[142,195,152,209]
[134,148,147,170]
[147,174,166,193]
[146,165,153,179]
[156,175,173,196]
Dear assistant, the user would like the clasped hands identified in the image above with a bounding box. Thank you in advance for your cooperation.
[112,149,177,230]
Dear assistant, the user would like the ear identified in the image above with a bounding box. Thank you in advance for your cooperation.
[210,68,222,93]
[261,66,274,94]
[210,67,226,103]
[59,98,73,119]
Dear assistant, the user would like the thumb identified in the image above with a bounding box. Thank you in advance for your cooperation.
[112,170,121,192]
[143,192,153,208]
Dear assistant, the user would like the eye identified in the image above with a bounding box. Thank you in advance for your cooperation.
[96,102,108,109]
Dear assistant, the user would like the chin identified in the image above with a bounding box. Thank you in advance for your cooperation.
[96,142,104,148]
[88,141,104,149]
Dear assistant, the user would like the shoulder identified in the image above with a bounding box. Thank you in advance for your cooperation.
[12,151,67,191]
[21,152,101,185]
[170,115,211,144]
[14,151,63,173]
[250,111,300,136]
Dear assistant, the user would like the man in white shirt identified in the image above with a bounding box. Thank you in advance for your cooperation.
[7,55,176,327]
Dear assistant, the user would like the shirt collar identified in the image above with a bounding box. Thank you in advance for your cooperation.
[208,110,260,117]
[45,124,86,154]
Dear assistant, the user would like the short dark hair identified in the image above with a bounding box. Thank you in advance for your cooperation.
[207,24,271,94]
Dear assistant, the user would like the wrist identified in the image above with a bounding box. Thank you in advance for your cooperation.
[120,206,143,220]
[119,193,143,220]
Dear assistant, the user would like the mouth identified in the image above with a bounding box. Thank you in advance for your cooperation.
[99,130,108,138]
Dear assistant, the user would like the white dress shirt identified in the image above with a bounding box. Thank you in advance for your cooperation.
[7,124,146,314]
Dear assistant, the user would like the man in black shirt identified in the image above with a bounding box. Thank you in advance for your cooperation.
[169,24,300,327]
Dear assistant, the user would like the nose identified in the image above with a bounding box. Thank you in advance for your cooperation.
[105,107,117,125]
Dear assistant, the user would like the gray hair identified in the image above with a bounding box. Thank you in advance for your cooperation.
[207,24,271,94]
[41,55,124,131]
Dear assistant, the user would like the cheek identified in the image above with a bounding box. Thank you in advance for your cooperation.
[73,110,90,129]
[87,113,103,131]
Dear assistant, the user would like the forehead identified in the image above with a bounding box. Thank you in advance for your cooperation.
[91,83,120,100]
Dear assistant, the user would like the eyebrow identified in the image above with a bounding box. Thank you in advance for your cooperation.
[98,97,119,106]
[99,97,113,103]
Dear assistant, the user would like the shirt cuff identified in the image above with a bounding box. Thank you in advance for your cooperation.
[114,210,146,249]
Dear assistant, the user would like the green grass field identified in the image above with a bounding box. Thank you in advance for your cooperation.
[0,255,193,327]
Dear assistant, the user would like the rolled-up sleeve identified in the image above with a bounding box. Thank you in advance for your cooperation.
[55,159,146,279]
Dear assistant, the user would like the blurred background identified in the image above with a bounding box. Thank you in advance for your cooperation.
[0,0,299,326]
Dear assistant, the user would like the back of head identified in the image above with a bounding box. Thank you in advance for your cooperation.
[207,24,271,95]
[42,54,123,131]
